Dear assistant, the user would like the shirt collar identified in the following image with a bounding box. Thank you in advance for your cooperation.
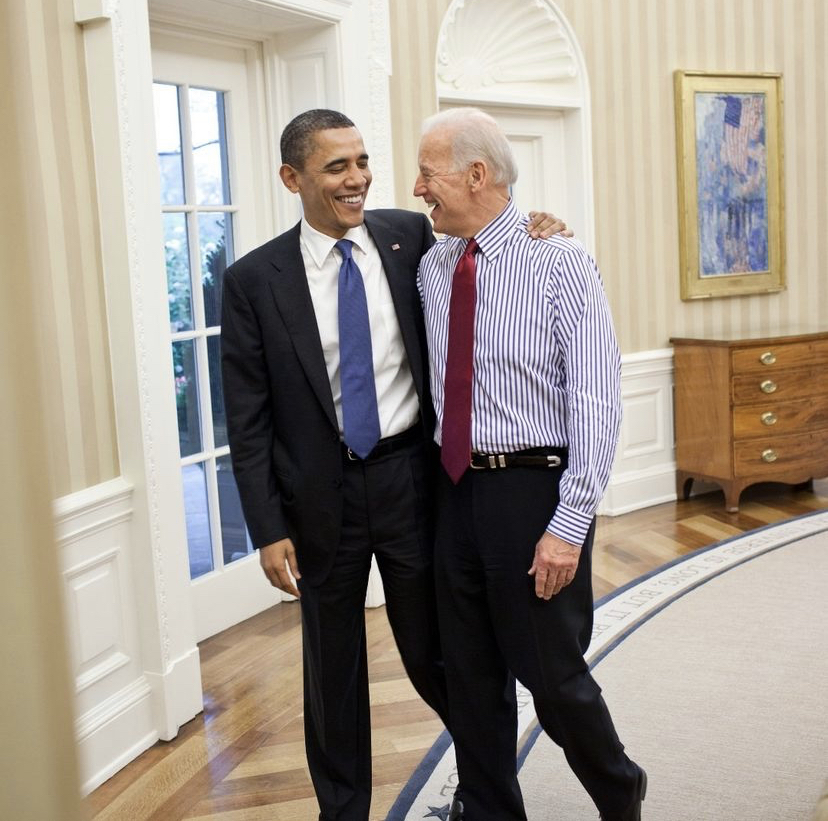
[473,198,522,261]
[300,218,368,269]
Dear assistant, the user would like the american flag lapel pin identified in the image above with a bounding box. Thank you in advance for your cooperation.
[391,243,400,250]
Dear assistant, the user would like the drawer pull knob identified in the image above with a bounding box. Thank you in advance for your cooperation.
[760,379,777,394]
[759,351,777,365]
[761,412,777,426]
[761,449,778,463]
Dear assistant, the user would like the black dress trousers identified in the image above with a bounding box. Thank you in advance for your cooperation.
[298,438,450,821]
[434,461,638,820]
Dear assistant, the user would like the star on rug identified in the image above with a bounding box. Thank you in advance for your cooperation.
[423,805,451,820]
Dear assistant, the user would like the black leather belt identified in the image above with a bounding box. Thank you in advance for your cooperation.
[469,446,568,470]
[343,425,421,462]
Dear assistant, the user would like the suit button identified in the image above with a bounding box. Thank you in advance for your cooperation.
[333,478,342,488]
[332,432,339,442]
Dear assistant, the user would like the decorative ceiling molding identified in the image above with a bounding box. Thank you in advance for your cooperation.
[436,0,579,97]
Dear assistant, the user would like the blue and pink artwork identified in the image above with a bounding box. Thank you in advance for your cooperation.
[694,92,769,277]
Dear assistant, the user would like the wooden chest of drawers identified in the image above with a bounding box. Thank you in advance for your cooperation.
[670,330,828,511]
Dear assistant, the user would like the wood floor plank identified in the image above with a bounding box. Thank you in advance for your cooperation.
[145,729,272,821]
[86,480,828,821]
[186,796,320,820]
[223,740,309,779]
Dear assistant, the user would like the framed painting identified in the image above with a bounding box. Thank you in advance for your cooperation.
[674,70,785,300]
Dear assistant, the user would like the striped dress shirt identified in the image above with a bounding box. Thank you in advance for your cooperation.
[417,199,621,545]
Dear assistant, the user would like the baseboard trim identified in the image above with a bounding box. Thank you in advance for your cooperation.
[601,462,678,516]
[601,349,677,516]
[145,646,204,741]
[76,677,157,795]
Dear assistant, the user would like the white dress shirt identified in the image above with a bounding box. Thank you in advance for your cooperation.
[299,218,419,439]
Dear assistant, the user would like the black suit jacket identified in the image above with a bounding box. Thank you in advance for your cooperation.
[221,209,435,586]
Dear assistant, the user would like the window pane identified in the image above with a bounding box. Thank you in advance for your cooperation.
[199,212,233,327]
[182,463,213,579]
[164,213,193,332]
[190,87,230,205]
[153,83,184,205]
[173,339,202,456]
[217,454,253,565]
[207,336,227,448]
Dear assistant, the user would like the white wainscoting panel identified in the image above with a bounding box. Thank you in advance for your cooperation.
[54,478,159,794]
[600,349,677,516]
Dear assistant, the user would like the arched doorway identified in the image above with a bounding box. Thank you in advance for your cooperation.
[435,0,595,248]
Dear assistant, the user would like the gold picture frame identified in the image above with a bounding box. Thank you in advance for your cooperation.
[674,70,785,300]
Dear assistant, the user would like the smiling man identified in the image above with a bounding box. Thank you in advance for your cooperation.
[221,109,446,821]
[220,109,566,821]
[415,107,646,821]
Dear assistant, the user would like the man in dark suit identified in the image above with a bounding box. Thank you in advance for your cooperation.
[221,109,562,821]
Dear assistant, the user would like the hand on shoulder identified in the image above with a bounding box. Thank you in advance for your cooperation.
[527,211,574,240]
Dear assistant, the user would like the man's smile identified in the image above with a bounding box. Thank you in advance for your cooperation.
[336,193,365,206]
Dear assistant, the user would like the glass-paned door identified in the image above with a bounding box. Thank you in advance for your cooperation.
[154,79,252,580]
[152,30,279,641]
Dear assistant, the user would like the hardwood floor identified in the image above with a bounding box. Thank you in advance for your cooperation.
[84,480,828,820]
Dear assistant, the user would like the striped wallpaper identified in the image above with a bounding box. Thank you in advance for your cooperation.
[388,0,828,354]
[14,0,118,496]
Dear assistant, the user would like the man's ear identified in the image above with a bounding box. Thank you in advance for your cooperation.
[468,160,486,192]
[279,163,300,193]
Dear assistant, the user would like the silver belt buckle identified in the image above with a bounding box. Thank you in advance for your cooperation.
[347,447,359,461]
[546,455,562,467]
[469,456,485,470]
[469,453,507,469]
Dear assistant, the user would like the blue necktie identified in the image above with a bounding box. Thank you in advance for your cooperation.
[336,239,381,458]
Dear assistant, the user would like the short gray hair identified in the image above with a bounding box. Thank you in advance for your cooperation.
[421,107,518,187]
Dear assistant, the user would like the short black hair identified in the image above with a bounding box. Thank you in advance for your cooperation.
[280,109,356,170]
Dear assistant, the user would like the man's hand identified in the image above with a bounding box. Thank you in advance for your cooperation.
[259,538,302,598]
[528,532,581,599]
[526,211,574,240]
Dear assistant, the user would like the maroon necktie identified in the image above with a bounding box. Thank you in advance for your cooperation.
[441,238,479,484]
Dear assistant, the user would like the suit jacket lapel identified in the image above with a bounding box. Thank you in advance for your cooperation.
[364,212,427,403]
[266,224,338,431]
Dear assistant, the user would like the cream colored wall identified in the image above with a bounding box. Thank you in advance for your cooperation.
[389,0,828,354]
[17,0,119,496]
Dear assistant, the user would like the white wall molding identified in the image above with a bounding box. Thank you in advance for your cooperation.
[74,0,117,24]
[53,477,133,542]
[334,0,394,208]
[437,0,579,99]
[362,0,394,207]
[54,478,212,790]
[144,645,203,740]
[75,678,157,795]
[601,349,677,516]
[54,479,156,794]
[148,0,352,33]
[75,675,154,754]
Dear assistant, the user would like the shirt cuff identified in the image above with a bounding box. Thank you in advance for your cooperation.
[546,503,594,546]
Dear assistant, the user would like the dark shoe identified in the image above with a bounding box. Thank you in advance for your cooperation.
[448,794,464,820]
[601,766,647,821]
